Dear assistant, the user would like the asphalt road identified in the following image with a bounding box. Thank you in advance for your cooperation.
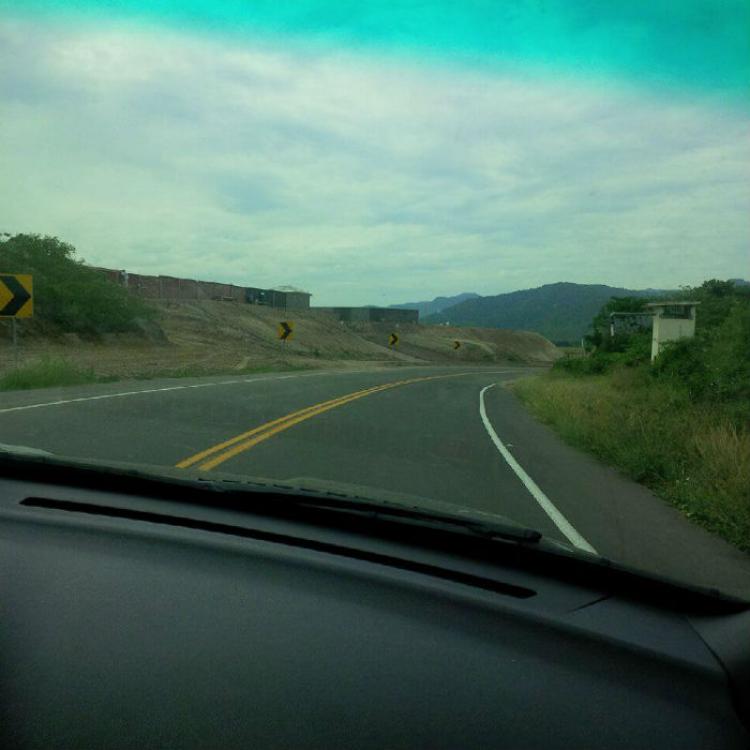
[2,364,749,598]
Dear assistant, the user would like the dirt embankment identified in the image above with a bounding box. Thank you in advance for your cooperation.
[355,321,561,365]
[0,301,561,378]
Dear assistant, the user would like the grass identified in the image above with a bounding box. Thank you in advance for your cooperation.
[0,357,320,392]
[512,369,750,553]
[130,361,316,381]
[0,357,100,391]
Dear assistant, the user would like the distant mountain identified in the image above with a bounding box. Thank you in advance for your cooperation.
[424,282,663,344]
[389,292,480,319]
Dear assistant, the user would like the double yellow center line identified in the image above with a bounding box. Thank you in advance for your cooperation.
[176,374,444,472]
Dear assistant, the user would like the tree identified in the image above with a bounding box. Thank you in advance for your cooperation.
[586,296,648,350]
[0,233,155,335]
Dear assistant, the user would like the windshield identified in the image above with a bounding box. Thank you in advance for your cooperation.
[1,1,749,598]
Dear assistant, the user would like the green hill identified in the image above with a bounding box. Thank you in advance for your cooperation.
[425,282,662,344]
[389,292,480,319]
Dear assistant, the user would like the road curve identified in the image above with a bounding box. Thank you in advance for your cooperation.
[1,364,749,598]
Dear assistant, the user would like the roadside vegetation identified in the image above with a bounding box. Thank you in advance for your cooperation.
[0,357,318,392]
[513,279,750,553]
[0,233,156,336]
[0,357,102,391]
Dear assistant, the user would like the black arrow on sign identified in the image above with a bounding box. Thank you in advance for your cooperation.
[453,340,461,350]
[389,333,399,346]
[279,321,293,341]
[0,275,31,316]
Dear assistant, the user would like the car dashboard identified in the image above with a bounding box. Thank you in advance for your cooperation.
[1,459,749,749]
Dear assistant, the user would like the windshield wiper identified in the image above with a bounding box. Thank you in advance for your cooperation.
[2,448,747,609]
[222,483,545,545]
[0,447,544,546]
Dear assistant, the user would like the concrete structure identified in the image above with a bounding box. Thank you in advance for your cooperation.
[245,286,311,310]
[93,267,310,309]
[646,301,700,362]
[272,286,312,310]
[317,307,419,324]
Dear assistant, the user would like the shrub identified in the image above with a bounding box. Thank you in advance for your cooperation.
[0,233,156,335]
[513,374,750,553]
[653,299,750,407]
[0,357,98,391]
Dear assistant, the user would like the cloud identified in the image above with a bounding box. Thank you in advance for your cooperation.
[1,17,748,304]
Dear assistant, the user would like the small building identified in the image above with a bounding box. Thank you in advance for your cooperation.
[645,301,700,362]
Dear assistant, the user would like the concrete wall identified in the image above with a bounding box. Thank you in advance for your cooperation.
[94,268,304,308]
[284,292,312,310]
[651,310,697,361]
[128,273,161,299]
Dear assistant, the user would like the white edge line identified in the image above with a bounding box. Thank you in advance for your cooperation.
[0,375,306,415]
[479,383,597,555]
[0,367,520,415]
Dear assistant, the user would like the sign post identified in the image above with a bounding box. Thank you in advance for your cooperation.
[11,319,18,366]
[0,274,33,367]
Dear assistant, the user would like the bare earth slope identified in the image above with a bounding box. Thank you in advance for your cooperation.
[0,301,561,378]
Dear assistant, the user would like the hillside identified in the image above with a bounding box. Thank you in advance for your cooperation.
[389,292,480,318]
[425,283,661,343]
[0,300,561,381]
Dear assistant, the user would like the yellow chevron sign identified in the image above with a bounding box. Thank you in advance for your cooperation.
[278,321,294,341]
[0,274,33,318]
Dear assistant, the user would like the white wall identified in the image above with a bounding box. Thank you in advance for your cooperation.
[651,314,697,361]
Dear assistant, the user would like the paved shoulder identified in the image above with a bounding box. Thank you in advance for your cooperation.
[482,381,750,598]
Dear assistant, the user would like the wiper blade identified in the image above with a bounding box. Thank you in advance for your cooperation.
[2,449,746,608]
[181,472,544,544]
[250,487,544,545]
[0,447,543,545]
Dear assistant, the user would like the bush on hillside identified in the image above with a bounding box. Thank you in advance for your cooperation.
[556,331,651,375]
[556,280,750,411]
[585,296,650,350]
[653,299,750,408]
[0,233,155,335]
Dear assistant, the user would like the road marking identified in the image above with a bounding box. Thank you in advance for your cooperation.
[0,372,332,415]
[176,381,395,469]
[0,367,520,416]
[177,374,446,471]
[479,384,597,554]
[180,369,521,471]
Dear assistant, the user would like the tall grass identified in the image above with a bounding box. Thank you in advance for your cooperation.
[513,369,750,552]
[0,357,98,391]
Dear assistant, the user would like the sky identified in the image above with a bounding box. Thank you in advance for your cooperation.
[1,1,748,305]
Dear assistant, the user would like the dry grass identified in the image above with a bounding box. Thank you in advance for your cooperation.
[512,370,750,552]
[0,357,99,391]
